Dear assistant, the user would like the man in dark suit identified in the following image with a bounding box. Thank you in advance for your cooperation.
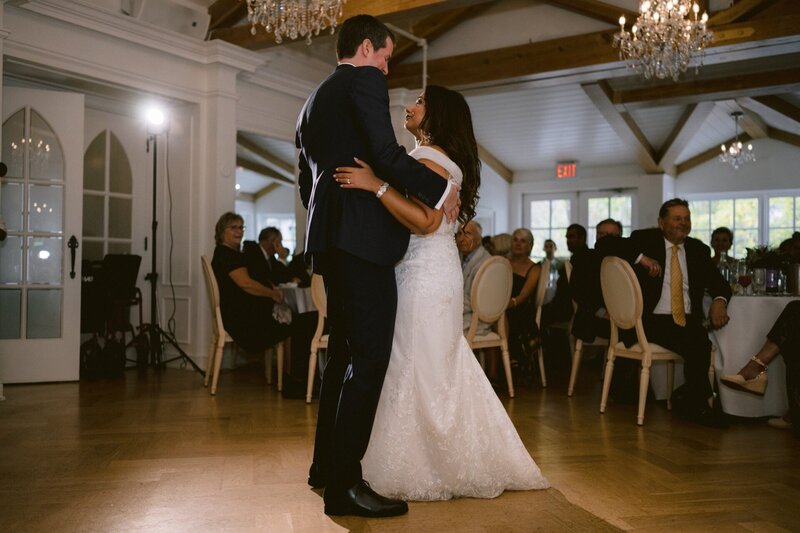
[597,198,731,426]
[296,14,458,517]
[571,219,623,343]
[243,227,296,287]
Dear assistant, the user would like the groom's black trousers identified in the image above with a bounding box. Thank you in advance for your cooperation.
[312,249,398,490]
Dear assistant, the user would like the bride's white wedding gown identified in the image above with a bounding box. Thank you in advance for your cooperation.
[361,146,549,501]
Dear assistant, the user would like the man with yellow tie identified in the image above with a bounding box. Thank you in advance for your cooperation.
[597,198,731,427]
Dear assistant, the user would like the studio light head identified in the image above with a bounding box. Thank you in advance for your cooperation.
[144,104,169,135]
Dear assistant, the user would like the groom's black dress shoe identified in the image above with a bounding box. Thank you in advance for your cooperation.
[324,481,408,517]
[308,463,327,489]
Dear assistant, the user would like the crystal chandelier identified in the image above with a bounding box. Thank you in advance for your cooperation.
[246,0,346,45]
[719,112,755,169]
[614,1,713,81]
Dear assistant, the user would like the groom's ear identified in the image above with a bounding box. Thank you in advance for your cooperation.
[360,38,372,56]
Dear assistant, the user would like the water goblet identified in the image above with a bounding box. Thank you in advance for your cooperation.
[753,267,766,295]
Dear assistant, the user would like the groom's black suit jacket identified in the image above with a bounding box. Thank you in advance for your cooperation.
[296,64,446,269]
[295,63,447,490]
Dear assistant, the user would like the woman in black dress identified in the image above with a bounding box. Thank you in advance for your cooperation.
[505,228,542,381]
[211,212,289,353]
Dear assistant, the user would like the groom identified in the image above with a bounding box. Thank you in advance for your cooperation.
[296,14,459,517]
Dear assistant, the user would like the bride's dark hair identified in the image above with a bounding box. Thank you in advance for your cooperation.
[418,85,481,225]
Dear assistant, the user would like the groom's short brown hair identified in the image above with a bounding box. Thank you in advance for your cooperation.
[336,15,395,60]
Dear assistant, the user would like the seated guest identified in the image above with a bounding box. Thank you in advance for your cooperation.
[244,227,299,286]
[491,232,512,256]
[211,212,290,355]
[543,239,560,270]
[538,228,578,330]
[287,249,312,287]
[720,300,800,436]
[711,226,736,266]
[244,229,319,397]
[571,218,623,343]
[506,228,542,378]
[566,223,589,259]
[779,235,800,264]
[481,235,495,255]
[457,220,492,335]
[597,198,732,427]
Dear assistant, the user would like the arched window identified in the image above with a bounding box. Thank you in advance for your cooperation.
[82,130,133,261]
[0,107,65,339]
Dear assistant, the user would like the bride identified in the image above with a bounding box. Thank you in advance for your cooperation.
[334,85,548,500]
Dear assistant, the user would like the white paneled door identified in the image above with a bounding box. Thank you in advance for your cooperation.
[0,88,84,382]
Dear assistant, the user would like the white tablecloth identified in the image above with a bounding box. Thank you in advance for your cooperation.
[711,295,798,417]
[279,285,316,314]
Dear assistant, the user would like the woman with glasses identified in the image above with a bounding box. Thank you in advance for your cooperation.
[211,211,290,354]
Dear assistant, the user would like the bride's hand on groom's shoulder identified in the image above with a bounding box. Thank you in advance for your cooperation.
[334,157,381,193]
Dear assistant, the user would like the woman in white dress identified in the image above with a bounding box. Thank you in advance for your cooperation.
[333,85,548,501]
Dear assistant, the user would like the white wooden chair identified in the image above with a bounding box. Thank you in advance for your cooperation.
[533,259,551,387]
[305,274,328,403]
[565,259,609,396]
[200,255,284,395]
[599,257,714,425]
[466,256,515,397]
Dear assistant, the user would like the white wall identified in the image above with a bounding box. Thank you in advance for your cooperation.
[476,166,510,236]
[510,163,672,231]
[676,138,800,196]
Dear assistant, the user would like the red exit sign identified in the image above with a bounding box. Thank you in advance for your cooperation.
[556,161,578,179]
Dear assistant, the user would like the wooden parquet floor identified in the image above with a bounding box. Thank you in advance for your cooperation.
[1,354,799,532]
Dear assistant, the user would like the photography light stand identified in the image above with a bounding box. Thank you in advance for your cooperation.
[142,108,203,375]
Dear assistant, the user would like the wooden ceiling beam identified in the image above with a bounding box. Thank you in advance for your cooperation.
[210,0,448,50]
[656,102,716,174]
[768,126,800,148]
[609,68,800,107]
[582,82,659,173]
[736,107,770,139]
[255,182,283,200]
[676,132,752,174]
[237,157,294,185]
[208,0,246,32]
[540,0,637,27]
[707,0,778,26]
[477,143,512,183]
[237,133,294,178]
[390,2,497,65]
[387,14,800,89]
[753,95,800,125]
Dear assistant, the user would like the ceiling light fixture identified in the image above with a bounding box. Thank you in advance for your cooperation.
[719,112,755,169]
[245,0,346,45]
[614,1,713,81]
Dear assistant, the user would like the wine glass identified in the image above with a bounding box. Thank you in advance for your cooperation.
[753,267,766,294]
[737,263,753,295]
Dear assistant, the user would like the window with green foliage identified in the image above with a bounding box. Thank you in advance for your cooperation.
[587,195,632,245]
[768,195,800,247]
[527,198,571,261]
[689,197,759,259]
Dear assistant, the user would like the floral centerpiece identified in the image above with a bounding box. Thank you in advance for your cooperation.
[745,245,783,269]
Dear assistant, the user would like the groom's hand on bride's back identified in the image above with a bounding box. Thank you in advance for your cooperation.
[443,183,461,223]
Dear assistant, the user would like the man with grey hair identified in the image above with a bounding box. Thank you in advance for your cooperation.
[457,220,492,334]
